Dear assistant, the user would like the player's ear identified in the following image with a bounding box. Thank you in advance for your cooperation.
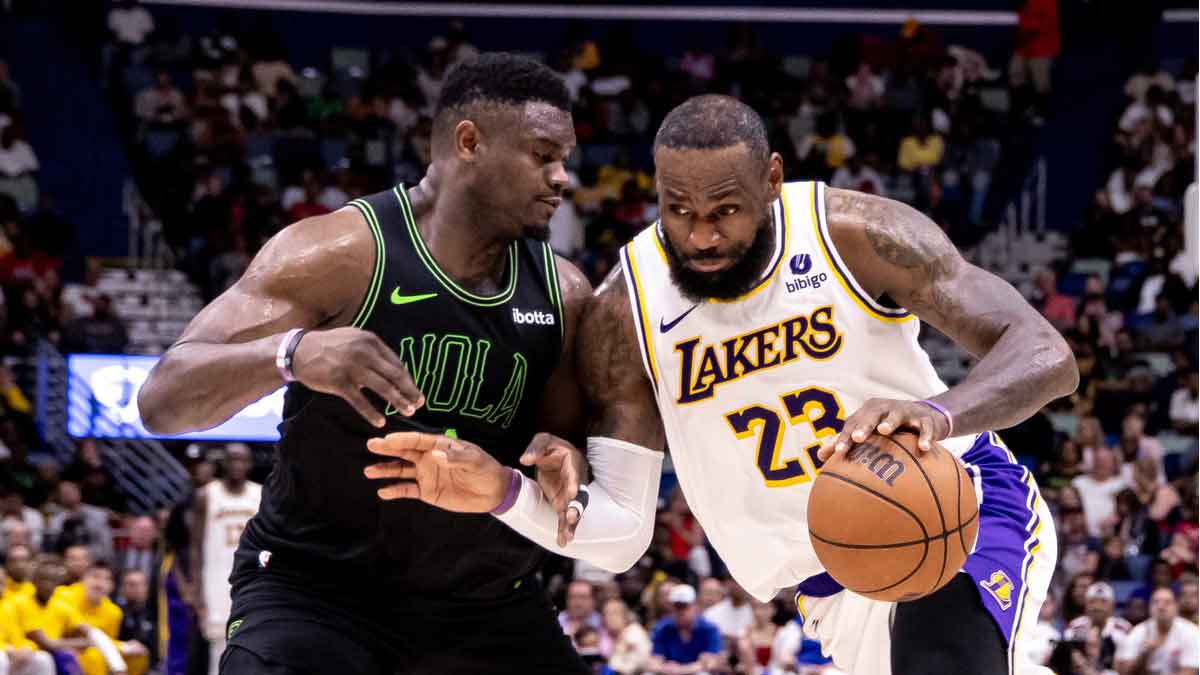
[454,120,481,162]
[766,152,784,201]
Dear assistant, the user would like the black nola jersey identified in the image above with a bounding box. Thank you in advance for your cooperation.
[240,185,565,600]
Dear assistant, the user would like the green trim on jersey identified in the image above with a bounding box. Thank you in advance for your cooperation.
[348,198,386,328]
[393,185,519,307]
[542,244,564,343]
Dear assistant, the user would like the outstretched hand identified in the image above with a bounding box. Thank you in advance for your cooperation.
[365,432,509,513]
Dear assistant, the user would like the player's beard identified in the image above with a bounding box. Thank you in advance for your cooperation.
[662,210,775,303]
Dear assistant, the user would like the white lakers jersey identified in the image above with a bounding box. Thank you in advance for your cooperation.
[202,479,261,623]
[620,180,974,602]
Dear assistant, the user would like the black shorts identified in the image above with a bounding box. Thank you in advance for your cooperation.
[221,572,589,675]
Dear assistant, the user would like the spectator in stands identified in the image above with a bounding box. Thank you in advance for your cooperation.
[1113,488,1163,560]
[1034,267,1077,332]
[1009,0,1059,122]
[0,124,39,213]
[1065,582,1132,669]
[1095,536,1133,581]
[107,0,154,48]
[1073,447,1128,537]
[4,544,34,597]
[62,439,124,514]
[1125,596,1150,628]
[44,482,113,565]
[737,600,779,675]
[0,487,42,552]
[60,259,103,322]
[134,71,187,123]
[796,112,855,178]
[897,112,945,173]
[1159,498,1198,577]
[116,569,157,669]
[60,294,127,354]
[1180,580,1199,627]
[660,489,703,581]
[1168,370,1198,434]
[1116,587,1200,675]
[1129,457,1179,526]
[62,545,92,593]
[285,171,331,223]
[560,580,611,656]
[648,584,723,675]
[1116,412,1165,477]
[697,577,724,613]
[704,578,753,646]
[117,516,159,586]
[0,60,22,113]
[1134,560,1177,606]
[74,562,148,675]
[1063,573,1097,623]
[830,153,885,195]
[572,624,604,671]
[1135,294,1186,351]
[603,598,651,675]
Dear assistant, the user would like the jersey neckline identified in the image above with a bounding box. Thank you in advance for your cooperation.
[393,184,519,307]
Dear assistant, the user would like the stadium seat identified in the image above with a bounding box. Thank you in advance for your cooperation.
[1111,580,1142,607]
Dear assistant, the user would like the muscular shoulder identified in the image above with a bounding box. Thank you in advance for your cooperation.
[239,207,377,325]
[823,186,963,299]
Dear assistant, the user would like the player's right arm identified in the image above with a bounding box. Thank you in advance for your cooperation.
[365,264,665,572]
[139,209,423,434]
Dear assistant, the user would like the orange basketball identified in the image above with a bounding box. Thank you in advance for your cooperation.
[807,431,979,602]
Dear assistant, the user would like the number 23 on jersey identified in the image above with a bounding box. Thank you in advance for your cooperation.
[723,387,846,487]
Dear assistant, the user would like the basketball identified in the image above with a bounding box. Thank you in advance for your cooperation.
[808,432,979,603]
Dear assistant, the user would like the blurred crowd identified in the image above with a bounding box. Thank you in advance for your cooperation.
[0,1,1195,674]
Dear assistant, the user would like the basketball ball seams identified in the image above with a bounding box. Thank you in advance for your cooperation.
[883,434,949,594]
[810,509,978,550]
[812,471,929,594]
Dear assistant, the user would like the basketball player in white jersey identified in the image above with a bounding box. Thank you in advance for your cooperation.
[364,95,1078,675]
[190,444,260,675]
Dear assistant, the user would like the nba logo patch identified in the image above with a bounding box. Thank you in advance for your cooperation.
[790,253,813,275]
[979,570,1014,611]
[258,550,272,568]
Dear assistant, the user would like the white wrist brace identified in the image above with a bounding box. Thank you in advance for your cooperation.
[493,436,662,573]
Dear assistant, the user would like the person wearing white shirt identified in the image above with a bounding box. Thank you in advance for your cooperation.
[1067,583,1133,662]
[602,598,651,675]
[1026,594,1062,667]
[1116,587,1200,675]
[1169,372,1199,434]
[1072,448,1129,537]
[703,578,754,643]
[107,0,154,46]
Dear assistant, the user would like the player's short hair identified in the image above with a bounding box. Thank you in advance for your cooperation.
[86,561,113,575]
[432,52,569,145]
[653,94,770,167]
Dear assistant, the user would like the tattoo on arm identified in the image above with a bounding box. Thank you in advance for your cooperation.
[576,264,665,449]
[826,188,1077,435]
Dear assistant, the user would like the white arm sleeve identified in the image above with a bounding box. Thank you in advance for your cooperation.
[493,436,662,573]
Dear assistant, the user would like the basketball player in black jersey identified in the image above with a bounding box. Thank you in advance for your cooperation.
[139,53,594,675]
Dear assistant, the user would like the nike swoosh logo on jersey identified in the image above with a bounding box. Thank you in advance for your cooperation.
[390,290,438,305]
[659,304,699,333]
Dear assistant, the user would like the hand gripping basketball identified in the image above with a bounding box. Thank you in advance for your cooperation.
[290,327,425,428]
[817,397,952,463]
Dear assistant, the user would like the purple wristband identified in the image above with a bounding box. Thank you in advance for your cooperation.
[917,400,953,438]
[491,468,523,515]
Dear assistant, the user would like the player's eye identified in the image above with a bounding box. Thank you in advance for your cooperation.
[669,205,691,217]
[718,204,740,217]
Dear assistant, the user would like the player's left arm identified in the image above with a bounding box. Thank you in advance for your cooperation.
[818,188,1078,458]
